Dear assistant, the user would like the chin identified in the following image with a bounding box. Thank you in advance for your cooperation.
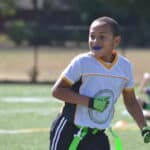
[91,50,103,58]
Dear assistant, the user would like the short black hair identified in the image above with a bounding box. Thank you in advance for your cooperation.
[91,16,120,36]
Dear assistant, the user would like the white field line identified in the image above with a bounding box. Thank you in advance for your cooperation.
[0,128,50,134]
[0,123,139,135]
[0,97,62,115]
[0,107,60,115]
[0,97,62,103]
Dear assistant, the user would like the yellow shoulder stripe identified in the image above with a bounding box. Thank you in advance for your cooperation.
[61,76,73,86]
[123,88,134,92]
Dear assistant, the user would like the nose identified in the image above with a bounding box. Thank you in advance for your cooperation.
[93,38,101,46]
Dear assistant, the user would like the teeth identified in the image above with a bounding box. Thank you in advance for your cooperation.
[92,46,102,51]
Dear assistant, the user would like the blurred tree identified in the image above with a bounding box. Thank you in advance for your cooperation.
[29,0,54,82]
[43,0,53,11]
[72,0,105,24]
[29,0,39,83]
[0,0,16,16]
[5,0,150,49]
[72,0,150,24]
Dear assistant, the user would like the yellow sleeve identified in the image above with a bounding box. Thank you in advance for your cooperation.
[122,87,134,92]
[61,75,74,86]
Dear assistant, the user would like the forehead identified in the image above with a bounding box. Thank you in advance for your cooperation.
[89,21,112,34]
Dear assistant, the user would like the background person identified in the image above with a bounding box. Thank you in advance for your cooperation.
[137,72,150,119]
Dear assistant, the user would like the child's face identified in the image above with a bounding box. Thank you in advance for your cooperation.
[89,21,120,58]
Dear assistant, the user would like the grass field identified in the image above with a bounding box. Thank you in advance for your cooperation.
[0,46,150,149]
[0,47,150,83]
[0,84,149,150]
[0,84,61,150]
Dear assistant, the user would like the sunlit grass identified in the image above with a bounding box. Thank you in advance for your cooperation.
[0,48,150,82]
[0,84,149,150]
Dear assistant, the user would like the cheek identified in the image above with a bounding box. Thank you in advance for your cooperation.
[105,40,114,47]
[110,42,116,48]
[88,39,93,47]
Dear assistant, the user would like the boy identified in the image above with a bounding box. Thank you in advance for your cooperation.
[50,16,150,150]
[139,72,150,98]
[137,72,150,119]
[137,97,150,119]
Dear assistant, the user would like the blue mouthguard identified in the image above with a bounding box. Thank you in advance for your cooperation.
[92,46,102,51]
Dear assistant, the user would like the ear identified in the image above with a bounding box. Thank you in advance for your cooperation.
[114,36,121,48]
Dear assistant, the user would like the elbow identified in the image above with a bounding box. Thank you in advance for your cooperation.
[51,86,58,98]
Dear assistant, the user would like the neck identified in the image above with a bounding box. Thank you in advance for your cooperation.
[89,50,117,63]
[100,54,115,63]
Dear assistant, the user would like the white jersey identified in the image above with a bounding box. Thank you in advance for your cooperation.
[61,52,134,129]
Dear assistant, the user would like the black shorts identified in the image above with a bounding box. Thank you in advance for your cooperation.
[50,114,110,150]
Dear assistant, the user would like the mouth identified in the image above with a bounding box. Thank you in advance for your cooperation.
[92,46,102,51]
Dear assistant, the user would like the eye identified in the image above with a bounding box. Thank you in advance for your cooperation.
[99,35,105,40]
[90,34,95,40]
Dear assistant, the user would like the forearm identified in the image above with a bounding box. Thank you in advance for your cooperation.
[125,100,147,130]
[52,87,89,106]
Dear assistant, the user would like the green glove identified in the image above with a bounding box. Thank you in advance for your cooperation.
[142,126,150,143]
[88,96,110,112]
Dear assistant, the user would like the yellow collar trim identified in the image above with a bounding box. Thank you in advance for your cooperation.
[97,51,118,69]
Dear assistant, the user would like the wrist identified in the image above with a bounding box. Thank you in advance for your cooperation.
[88,97,94,109]
[141,126,150,143]
[142,126,149,136]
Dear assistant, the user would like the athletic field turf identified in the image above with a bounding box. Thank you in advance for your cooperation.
[0,84,149,150]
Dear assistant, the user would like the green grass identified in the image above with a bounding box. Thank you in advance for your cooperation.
[0,84,62,150]
[0,84,149,150]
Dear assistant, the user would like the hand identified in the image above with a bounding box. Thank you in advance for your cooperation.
[88,96,110,112]
[142,126,150,143]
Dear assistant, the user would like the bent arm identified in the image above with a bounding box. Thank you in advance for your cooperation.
[51,77,90,106]
[122,89,147,130]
